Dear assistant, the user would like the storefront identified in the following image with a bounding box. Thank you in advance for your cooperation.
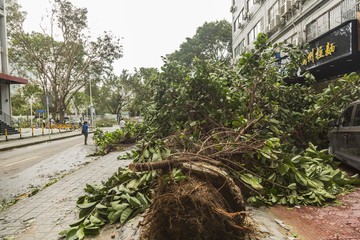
[302,20,360,80]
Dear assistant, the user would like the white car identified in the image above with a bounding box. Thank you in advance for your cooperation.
[328,100,360,170]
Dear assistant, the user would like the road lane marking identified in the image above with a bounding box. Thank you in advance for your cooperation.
[4,156,39,167]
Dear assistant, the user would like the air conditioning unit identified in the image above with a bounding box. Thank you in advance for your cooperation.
[238,23,243,29]
[253,0,262,4]
[230,6,236,13]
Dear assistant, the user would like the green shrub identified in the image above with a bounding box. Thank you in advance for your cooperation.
[95,118,116,128]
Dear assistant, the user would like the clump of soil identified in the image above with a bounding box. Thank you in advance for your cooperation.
[140,174,257,240]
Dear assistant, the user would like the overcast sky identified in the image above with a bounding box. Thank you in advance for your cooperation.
[17,0,231,74]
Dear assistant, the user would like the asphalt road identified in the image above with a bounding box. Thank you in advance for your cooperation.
[0,134,98,203]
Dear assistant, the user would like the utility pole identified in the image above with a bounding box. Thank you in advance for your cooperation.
[46,97,50,138]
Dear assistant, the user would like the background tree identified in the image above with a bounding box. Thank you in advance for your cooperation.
[167,20,232,66]
[11,82,42,117]
[94,73,130,118]
[6,0,123,122]
[121,67,157,116]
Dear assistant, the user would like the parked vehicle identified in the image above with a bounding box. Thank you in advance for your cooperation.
[328,100,360,170]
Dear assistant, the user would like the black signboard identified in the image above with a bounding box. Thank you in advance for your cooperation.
[303,20,357,69]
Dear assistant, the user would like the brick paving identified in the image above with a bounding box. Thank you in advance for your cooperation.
[0,151,132,240]
[270,188,360,240]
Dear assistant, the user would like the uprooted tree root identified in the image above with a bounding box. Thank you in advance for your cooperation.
[140,177,247,240]
[132,161,262,240]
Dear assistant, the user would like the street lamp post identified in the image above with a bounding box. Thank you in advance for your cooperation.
[89,79,94,128]
[30,96,33,127]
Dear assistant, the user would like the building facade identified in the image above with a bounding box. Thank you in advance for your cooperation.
[0,0,28,129]
[231,0,360,80]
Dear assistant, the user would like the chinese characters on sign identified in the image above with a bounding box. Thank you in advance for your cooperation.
[302,42,336,66]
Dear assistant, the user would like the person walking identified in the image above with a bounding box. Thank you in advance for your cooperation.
[120,119,125,128]
[78,118,82,128]
[82,121,89,145]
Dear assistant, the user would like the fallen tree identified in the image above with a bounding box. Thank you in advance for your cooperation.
[60,34,360,240]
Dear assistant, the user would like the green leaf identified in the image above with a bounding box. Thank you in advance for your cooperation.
[127,179,140,189]
[139,173,147,185]
[232,121,241,127]
[152,150,162,162]
[291,155,301,163]
[95,203,107,209]
[59,227,78,237]
[129,196,142,207]
[278,163,289,176]
[190,121,197,126]
[65,227,78,240]
[79,207,93,219]
[240,174,263,190]
[77,201,97,209]
[69,217,85,227]
[83,228,100,237]
[76,227,85,240]
[136,192,149,206]
[109,210,123,223]
[268,173,276,181]
[295,172,307,186]
[90,216,102,225]
[112,203,129,211]
[143,149,150,159]
[288,183,297,190]
[120,207,133,223]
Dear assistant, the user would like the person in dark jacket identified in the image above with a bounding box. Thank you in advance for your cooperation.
[82,121,89,145]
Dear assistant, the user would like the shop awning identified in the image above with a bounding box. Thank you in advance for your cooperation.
[0,72,28,84]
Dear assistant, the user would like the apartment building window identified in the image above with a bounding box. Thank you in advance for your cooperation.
[306,20,317,41]
[329,4,341,29]
[248,21,261,45]
[235,39,245,57]
[268,1,279,25]
[234,18,238,32]
[341,0,355,22]
[317,13,329,36]
[286,34,299,46]
[306,0,356,42]
[234,10,244,32]
[247,0,254,11]
[239,9,244,21]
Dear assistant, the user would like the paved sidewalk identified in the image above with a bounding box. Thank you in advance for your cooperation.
[0,150,133,240]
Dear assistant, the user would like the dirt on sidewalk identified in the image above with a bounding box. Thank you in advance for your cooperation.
[270,188,360,240]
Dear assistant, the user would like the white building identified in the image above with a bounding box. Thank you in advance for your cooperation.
[232,0,360,80]
[0,0,28,133]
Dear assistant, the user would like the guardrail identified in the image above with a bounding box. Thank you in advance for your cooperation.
[0,123,83,140]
